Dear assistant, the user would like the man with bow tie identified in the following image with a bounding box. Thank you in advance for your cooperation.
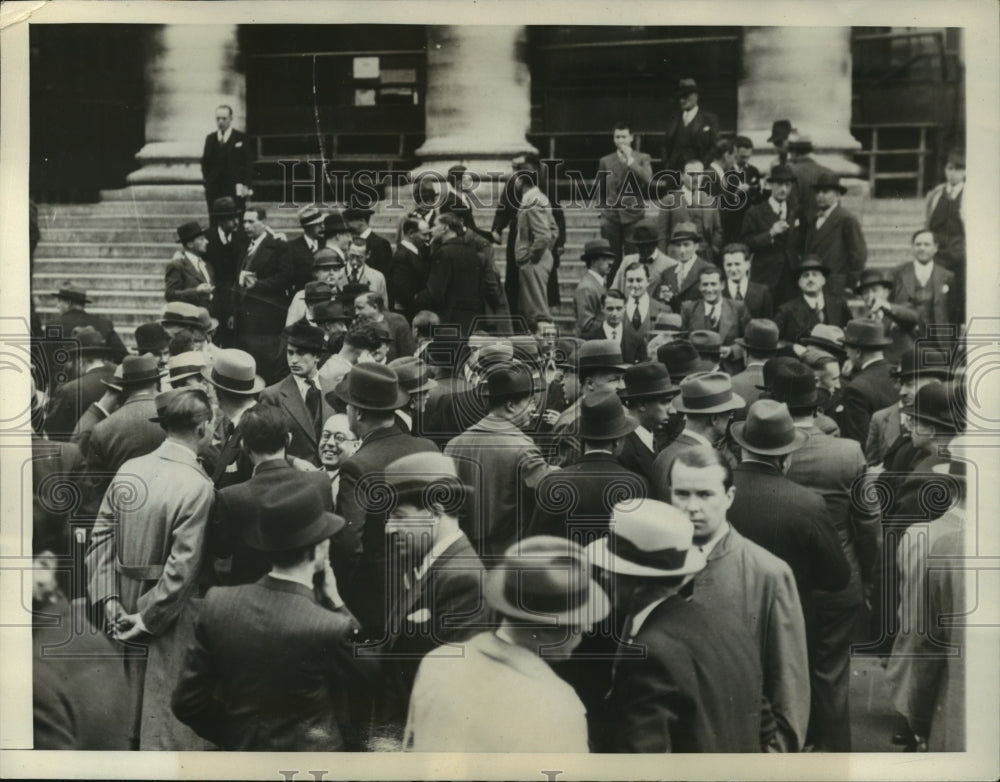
[200,105,253,217]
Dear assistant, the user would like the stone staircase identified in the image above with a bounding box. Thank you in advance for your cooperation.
[33,186,926,349]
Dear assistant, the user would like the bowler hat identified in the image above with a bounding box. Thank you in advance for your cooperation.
[901,380,962,433]
[620,362,679,401]
[245,478,346,552]
[283,321,327,354]
[210,196,240,217]
[331,363,410,411]
[313,248,345,269]
[577,340,628,373]
[71,326,108,356]
[581,238,616,262]
[766,359,828,409]
[487,536,610,626]
[768,164,796,183]
[842,318,892,348]
[811,172,847,195]
[110,354,163,388]
[161,302,206,331]
[323,211,349,234]
[312,299,352,324]
[580,390,638,440]
[675,77,699,96]
[857,269,894,290]
[167,351,208,385]
[340,282,372,303]
[303,281,334,304]
[134,322,171,355]
[297,205,325,227]
[631,224,660,246]
[668,221,700,244]
[688,330,723,359]
[175,221,208,244]
[388,356,438,395]
[384,452,472,509]
[757,356,805,394]
[343,204,375,222]
[671,371,745,414]
[54,282,92,305]
[735,319,786,354]
[485,362,534,401]
[587,499,706,578]
[767,119,793,144]
[656,340,714,381]
[731,399,809,456]
[891,347,953,382]
[796,255,831,278]
[799,323,846,358]
[200,348,265,395]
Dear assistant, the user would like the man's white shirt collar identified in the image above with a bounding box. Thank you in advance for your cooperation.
[728,279,747,298]
[769,197,786,218]
[698,521,731,558]
[913,260,934,287]
[682,428,714,447]
[218,126,233,144]
[587,268,607,286]
[415,528,464,581]
[400,239,419,255]
[804,293,826,311]
[635,425,655,452]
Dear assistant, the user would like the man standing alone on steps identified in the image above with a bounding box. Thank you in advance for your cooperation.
[200,104,254,218]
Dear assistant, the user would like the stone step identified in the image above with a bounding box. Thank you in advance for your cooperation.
[33,271,164,292]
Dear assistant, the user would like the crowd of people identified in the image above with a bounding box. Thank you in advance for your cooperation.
[29,83,969,754]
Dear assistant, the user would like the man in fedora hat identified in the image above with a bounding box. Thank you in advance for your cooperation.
[329,362,437,635]
[135,321,172,372]
[166,222,215,314]
[656,221,717,311]
[658,159,724,265]
[728,399,854,752]
[200,104,253,215]
[797,171,867,296]
[286,275,338,328]
[166,351,209,391]
[445,362,555,558]
[857,267,920,363]
[581,289,648,365]
[172,477,374,752]
[387,356,437,434]
[720,242,774,319]
[610,222,677,293]
[680,265,751,349]
[741,163,799,304]
[530,391,647,539]
[891,228,957,334]
[200,348,265,487]
[766,119,794,168]
[729,319,786,406]
[367,452,491,748]
[312,299,354,353]
[51,282,128,364]
[836,318,898,443]
[574,239,614,336]
[650,371,745,494]
[205,196,250,346]
[786,132,829,224]
[43,327,116,441]
[588,498,762,752]
[597,121,654,265]
[87,388,216,750]
[260,322,332,466]
[664,447,810,751]
[280,205,327,293]
[774,257,853,343]
[618,362,679,483]
[405,536,604,752]
[654,338,713,384]
[662,77,719,174]
[687,330,723,366]
[616,262,672,340]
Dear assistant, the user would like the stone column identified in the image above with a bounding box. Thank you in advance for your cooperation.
[413,25,537,179]
[739,27,863,179]
[127,25,245,184]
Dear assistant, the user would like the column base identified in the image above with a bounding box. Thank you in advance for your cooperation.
[126,141,203,184]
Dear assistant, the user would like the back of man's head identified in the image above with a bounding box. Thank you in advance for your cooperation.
[161,388,213,435]
[240,404,290,456]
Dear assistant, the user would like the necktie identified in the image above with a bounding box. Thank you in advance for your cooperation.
[611,327,619,343]
[218,132,224,144]
[305,378,321,432]
[816,305,825,324]
[734,285,744,302]
[349,267,360,284]
[631,299,643,331]
[709,305,719,329]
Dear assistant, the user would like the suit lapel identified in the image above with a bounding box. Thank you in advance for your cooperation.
[279,375,315,443]
[181,254,208,284]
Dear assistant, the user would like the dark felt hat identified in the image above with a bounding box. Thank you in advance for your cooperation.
[675,77,699,96]
[110,354,163,388]
[388,356,438,395]
[383,452,472,509]
[580,390,638,440]
[811,172,847,195]
[343,204,376,221]
[485,361,534,401]
[731,399,809,456]
[323,211,349,234]
[553,337,582,370]
[735,319,787,354]
[656,340,714,381]
[283,321,327,353]
[631,224,660,246]
[766,359,829,409]
[768,120,794,144]
[577,340,628,373]
[245,478,346,551]
[54,282,92,305]
[688,330,723,359]
[891,347,954,382]
[900,380,962,433]
[312,299,352,324]
[768,163,797,183]
[303,281,334,304]
[175,221,208,244]
[842,318,892,349]
[795,255,832,278]
[134,322,171,355]
[668,221,700,244]
[581,238,617,262]
[620,361,679,401]
[72,326,108,356]
[857,269,894,290]
[330,363,410,411]
[210,196,240,217]
[312,248,345,269]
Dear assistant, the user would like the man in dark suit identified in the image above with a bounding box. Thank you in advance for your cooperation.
[857,268,920,364]
[281,206,328,295]
[796,172,867,296]
[787,134,832,224]
[390,216,432,322]
[260,322,331,466]
[171,480,374,752]
[328,363,438,636]
[205,197,250,345]
[728,319,785,407]
[581,289,647,364]
[200,104,253,216]
[200,348,265,487]
[354,292,416,362]
[658,159,724,264]
[740,163,798,304]
[165,222,215,312]
[721,242,773,319]
[661,77,719,174]
[617,363,679,483]
[345,204,394,302]
[44,327,115,441]
[680,266,750,349]
[232,206,291,382]
[597,122,654,263]
[589,498,763,753]
[370,452,492,746]
[924,150,965,323]
[530,391,648,539]
[573,239,614,336]
[838,319,898,444]
[657,221,716,311]
[49,282,128,364]
[891,229,956,333]
[774,257,853,343]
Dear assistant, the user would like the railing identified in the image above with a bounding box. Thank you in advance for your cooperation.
[849,122,938,197]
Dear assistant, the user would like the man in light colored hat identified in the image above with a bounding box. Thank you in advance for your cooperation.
[87,388,216,750]
[405,536,606,752]
[837,318,897,443]
[574,239,614,336]
[281,205,327,292]
[726,400,852,750]
[663,446,810,751]
[368,452,490,748]
[201,348,265,487]
[588,497,762,752]
[799,171,867,295]
[166,351,209,390]
[617,361,679,483]
[387,356,437,434]
[52,282,128,364]
[651,371,745,496]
